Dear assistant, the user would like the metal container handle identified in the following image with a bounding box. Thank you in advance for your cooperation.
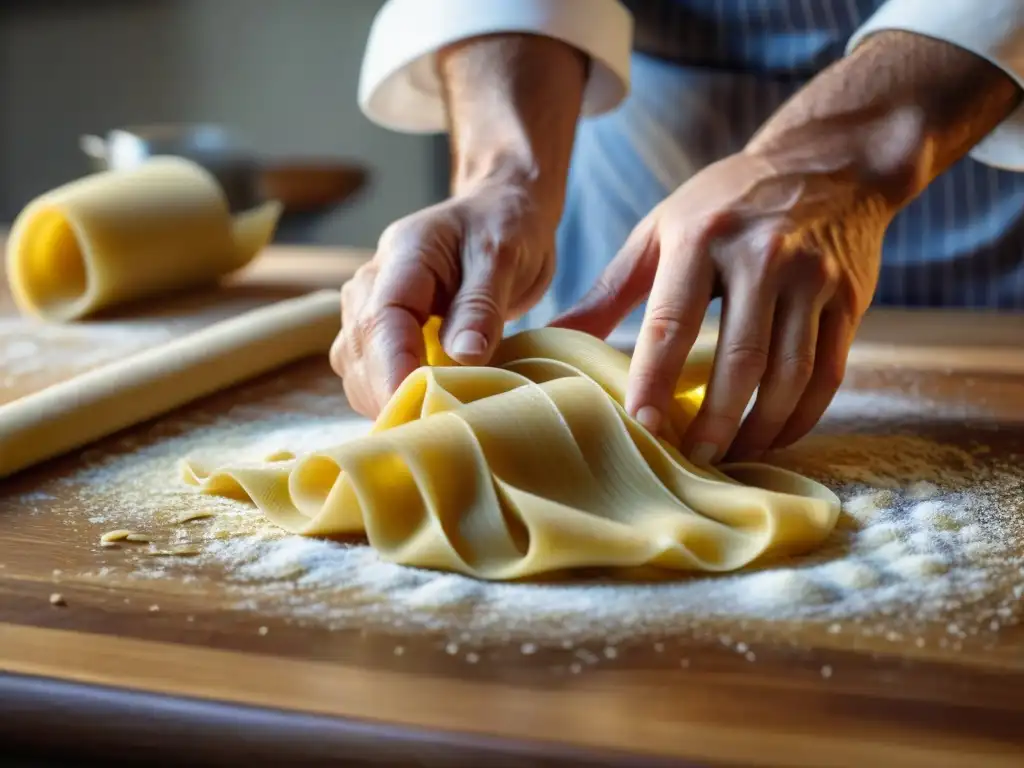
[79,134,108,161]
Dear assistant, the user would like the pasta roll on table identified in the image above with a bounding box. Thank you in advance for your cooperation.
[5,157,282,322]
[183,318,840,581]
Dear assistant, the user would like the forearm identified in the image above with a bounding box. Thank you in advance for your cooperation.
[746,30,1022,207]
[438,34,587,219]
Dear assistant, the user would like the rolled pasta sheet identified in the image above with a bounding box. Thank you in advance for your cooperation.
[5,157,282,322]
[183,318,841,581]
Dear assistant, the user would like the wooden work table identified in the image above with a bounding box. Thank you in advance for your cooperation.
[1,243,1024,767]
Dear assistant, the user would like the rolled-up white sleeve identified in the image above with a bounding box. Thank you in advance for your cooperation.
[847,0,1024,171]
[357,0,633,133]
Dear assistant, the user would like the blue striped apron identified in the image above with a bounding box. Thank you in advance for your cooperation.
[512,0,1024,333]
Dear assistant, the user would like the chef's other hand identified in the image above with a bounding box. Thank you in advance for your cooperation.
[554,108,927,463]
[331,180,557,418]
[333,30,585,419]
[553,23,1022,463]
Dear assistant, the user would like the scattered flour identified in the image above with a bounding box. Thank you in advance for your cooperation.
[0,318,176,394]
[6,368,1024,652]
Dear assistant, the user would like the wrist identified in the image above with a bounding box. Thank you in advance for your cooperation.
[745,104,931,211]
[438,33,585,226]
[745,30,1021,213]
[452,145,568,221]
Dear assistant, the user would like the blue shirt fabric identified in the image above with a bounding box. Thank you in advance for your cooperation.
[511,0,1024,331]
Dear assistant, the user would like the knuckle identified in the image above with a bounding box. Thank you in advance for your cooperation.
[353,311,381,350]
[467,232,526,270]
[794,252,840,295]
[818,257,842,291]
[377,210,437,253]
[345,331,365,362]
[345,262,377,295]
[452,286,502,318]
[589,272,620,302]
[644,306,690,345]
[357,260,380,279]
[671,212,722,247]
[471,232,502,260]
[778,351,816,385]
[722,342,770,376]
[329,336,347,378]
[746,232,787,276]
[376,220,407,253]
[340,278,358,306]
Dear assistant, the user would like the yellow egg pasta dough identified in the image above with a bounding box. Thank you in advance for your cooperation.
[6,157,281,322]
[183,318,839,581]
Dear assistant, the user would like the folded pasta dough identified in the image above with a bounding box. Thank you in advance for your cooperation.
[182,319,840,580]
[5,157,282,322]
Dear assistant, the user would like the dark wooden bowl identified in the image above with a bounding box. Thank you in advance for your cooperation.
[259,161,368,214]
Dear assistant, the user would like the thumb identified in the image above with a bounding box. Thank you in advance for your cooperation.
[441,253,514,365]
[550,225,658,338]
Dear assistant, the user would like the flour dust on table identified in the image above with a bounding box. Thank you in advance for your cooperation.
[0,317,175,398]
[14,364,1023,659]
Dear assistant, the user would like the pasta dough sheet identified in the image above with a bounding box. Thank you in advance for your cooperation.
[183,318,840,581]
[0,290,340,479]
[6,157,282,322]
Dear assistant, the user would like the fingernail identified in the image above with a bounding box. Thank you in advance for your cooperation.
[690,442,719,465]
[450,330,487,359]
[635,406,662,435]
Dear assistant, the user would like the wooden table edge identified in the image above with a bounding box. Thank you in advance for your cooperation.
[2,623,1022,768]
[0,623,696,766]
[0,671,684,768]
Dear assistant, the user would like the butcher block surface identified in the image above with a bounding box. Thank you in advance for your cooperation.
[2,240,1024,767]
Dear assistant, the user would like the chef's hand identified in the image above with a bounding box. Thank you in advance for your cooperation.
[331,32,585,418]
[554,21,1022,464]
[331,180,558,417]
[553,115,919,463]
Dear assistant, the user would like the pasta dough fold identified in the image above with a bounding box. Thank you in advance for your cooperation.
[6,157,281,322]
[183,319,840,580]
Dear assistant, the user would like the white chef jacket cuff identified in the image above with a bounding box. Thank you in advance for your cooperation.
[358,0,633,133]
[847,0,1024,171]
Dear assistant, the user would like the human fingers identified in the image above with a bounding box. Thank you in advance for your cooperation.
[359,241,441,412]
[508,240,556,320]
[549,223,659,339]
[769,305,857,450]
[727,257,838,459]
[623,228,714,437]
[439,237,517,364]
[725,295,819,460]
[331,265,380,417]
[681,268,777,464]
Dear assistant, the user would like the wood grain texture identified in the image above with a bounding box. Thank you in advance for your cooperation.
[2,242,1024,766]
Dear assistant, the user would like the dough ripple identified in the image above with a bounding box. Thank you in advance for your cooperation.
[182,318,840,580]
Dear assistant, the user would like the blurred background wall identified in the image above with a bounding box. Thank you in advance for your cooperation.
[0,0,448,248]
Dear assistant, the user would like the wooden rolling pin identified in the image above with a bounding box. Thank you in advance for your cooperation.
[0,290,340,479]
